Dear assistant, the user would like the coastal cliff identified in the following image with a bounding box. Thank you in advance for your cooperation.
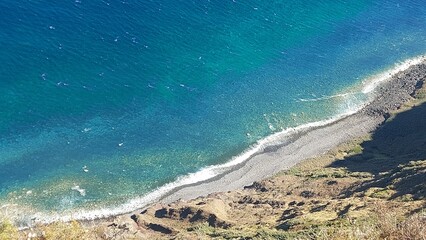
[108,79,426,239]
[2,64,426,239]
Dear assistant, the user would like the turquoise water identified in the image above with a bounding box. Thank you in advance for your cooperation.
[1,0,426,219]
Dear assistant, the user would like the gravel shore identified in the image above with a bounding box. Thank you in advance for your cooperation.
[156,60,426,205]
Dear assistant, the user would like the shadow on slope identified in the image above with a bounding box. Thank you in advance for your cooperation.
[330,102,426,200]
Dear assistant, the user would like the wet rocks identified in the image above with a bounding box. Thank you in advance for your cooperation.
[363,63,426,118]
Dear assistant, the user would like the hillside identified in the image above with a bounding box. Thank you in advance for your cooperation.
[2,76,425,240]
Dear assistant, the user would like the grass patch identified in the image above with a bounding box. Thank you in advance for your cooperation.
[39,220,89,240]
[188,210,426,240]
[0,220,18,240]
[349,145,363,155]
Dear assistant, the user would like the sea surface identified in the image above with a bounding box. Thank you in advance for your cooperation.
[1,0,426,222]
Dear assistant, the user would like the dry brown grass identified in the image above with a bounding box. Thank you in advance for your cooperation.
[308,208,426,240]
[37,220,90,240]
[0,220,19,240]
[376,210,426,240]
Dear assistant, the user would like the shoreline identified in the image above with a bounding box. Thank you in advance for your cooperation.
[12,57,425,238]
[135,57,426,212]
[107,57,424,224]
[3,56,426,226]
[36,57,426,223]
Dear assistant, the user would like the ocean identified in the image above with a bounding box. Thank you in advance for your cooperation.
[1,0,426,222]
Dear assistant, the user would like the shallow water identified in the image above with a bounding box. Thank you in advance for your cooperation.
[1,0,426,220]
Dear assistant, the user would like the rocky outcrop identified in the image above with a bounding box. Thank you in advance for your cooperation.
[153,206,231,228]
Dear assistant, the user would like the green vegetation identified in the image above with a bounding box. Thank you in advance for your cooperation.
[0,220,18,240]
[187,210,426,240]
[0,219,101,240]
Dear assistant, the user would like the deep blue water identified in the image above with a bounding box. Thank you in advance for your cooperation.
[1,0,426,218]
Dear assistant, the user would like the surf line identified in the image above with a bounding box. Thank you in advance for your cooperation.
[27,54,426,224]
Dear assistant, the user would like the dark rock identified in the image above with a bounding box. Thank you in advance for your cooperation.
[118,224,130,230]
[151,205,231,228]
[276,222,292,231]
[207,214,218,227]
[337,204,352,218]
[300,190,315,198]
[168,208,177,218]
[185,209,231,229]
[279,209,301,221]
[179,207,195,219]
[147,223,174,235]
[154,208,168,218]
[415,80,424,89]
[238,196,255,204]
[411,80,425,97]
[208,214,231,229]
[265,200,285,208]
[237,196,284,208]
[130,214,138,223]
[244,181,268,192]
[310,204,329,213]
[189,210,204,222]
[107,223,118,227]
[326,180,338,185]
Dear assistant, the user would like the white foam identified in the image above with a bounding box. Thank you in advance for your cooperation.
[71,186,86,197]
[297,92,355,102]
[18,54,426,224]
[361,55,426,94]
[30,109,359,224]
